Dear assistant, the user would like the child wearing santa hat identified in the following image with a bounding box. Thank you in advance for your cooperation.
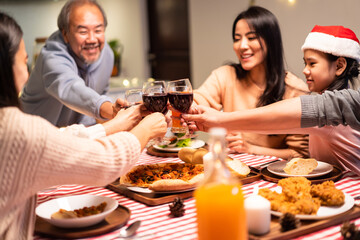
[292,25,360,174]
[301,25,360,93]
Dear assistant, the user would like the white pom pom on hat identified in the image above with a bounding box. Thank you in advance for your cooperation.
[301,25,360,62]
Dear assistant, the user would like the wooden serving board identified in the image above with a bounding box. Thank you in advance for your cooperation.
[107,171,261,206]
[35,205,130,239]
[260,165,344,184]
[107,181,193,206]
[249,205,360,240]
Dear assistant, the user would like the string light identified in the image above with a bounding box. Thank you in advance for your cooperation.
[122,79,130,87]
[288,0,296,5]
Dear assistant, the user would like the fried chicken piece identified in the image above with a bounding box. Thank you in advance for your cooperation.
[258,178,344,215]
[268,195,320,215]
[259,188,288,213]
[278,177,312,202]
[310,181,345,206]
[292,197,321,215]
[259,177,321,215]
[259,188,281,201]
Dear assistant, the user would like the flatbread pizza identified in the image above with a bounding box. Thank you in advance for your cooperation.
[120,163,204,192]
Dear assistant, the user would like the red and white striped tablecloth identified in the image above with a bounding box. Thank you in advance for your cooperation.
[34,151,360,240]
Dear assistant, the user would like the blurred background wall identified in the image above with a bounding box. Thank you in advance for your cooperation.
[1,0,360,88]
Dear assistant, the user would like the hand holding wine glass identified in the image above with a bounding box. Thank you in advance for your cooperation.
[142,80,169,145]
[167,78,193,134]
[125,89,143,107]
[112,89,143,117]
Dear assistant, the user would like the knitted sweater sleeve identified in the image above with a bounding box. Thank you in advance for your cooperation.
[300,89,360,131]
[1,108,141,201]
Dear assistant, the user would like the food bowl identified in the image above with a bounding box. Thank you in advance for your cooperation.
[35,194,118,228]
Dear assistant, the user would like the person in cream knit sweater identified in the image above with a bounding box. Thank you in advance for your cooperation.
[0,12,167,239]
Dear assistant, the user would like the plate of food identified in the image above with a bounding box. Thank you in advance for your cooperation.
[267,158,333,178]
[120,163,204,192]
[152,129,204,152]
[35,195,119,228]
[259,177,353,220]
[270,194,354,220]
[153,139,205,152]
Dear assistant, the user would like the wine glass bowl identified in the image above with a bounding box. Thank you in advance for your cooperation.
[167,78,193,133]
[142,81,168,114]
[124,89,143,108]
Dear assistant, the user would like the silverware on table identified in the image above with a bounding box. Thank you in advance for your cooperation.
[113,220,141,239]
[249,159,282,172]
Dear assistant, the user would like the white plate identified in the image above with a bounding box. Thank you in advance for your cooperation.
[36,195,118,228]
[153,139,205,152]
[267,161,333,178]
[127,186,195,194]
[271,193,354,220]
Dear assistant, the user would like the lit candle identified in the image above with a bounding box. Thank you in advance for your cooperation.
[244,194,271,235]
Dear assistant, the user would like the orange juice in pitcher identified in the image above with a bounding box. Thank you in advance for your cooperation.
[194,128,247,240]
[195,183,247,240]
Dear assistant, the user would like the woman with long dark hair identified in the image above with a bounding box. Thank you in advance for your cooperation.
[194,6,310,160]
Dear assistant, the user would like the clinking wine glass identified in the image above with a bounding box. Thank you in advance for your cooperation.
[142,81,168,114]
[124,89,143,108]
[167,78,193,135]
[142,80,169,145]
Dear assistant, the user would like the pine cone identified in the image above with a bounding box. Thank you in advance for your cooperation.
[341,221,360,240]
[279,213,300,232]
[169,197,185,217]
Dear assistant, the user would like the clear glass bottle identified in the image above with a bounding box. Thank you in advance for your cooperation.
[194,128,247,240]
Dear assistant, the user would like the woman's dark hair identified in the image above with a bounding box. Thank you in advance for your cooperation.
[230,6,286,107]
[0,12,23,108]
[324,54,359,91]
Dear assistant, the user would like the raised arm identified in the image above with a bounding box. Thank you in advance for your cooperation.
[301,89,360,130]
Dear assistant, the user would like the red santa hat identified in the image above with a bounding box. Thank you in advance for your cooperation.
[301,25,360,62]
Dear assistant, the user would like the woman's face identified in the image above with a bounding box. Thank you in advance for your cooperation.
[233,19,267,71]
[12,38,29,93]
[303,49,336,93]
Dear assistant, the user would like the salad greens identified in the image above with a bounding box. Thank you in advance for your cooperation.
[159,138,192,148]
[175,138,192,147]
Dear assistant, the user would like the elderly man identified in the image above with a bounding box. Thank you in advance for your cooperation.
[21,0,115,126]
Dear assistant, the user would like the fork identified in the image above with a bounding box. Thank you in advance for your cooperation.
[249,159,282,172]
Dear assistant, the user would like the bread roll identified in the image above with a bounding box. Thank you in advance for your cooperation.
[192,148,208,164]
[178,148,197,163]
[283,158,318,175]
[227,159,251,178]
[178,148,250,177]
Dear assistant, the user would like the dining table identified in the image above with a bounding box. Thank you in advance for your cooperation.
[34,150,360,240]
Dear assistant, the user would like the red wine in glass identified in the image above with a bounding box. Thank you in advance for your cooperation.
[142,93,169,114]
[167,78,193,133]
[168,92,193,112]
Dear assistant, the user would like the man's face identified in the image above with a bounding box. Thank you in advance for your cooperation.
[62,3,105,64]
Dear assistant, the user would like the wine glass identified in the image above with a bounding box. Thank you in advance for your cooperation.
[124,89,143,108]
[142,81,168,114]
[142,80,169,146]
[167,78,193,134]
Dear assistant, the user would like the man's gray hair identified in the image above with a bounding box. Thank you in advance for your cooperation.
[57,0,108,32]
